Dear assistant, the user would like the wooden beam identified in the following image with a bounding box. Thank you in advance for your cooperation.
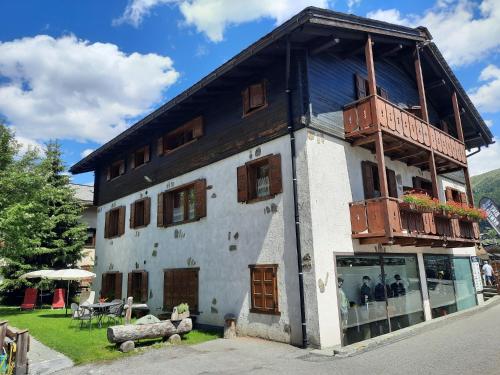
[452,91,465,143]
[365,35,377,96]
[311,37,340,55]
[414,44,429,123]
[340,43,365,59]
[429,151,439,198]
[463,167,474,206]
[393,150,424,161]
[352,134,377,147]
[384,144,405,153]
[378,44,403,58]
[375,131,389,197]
[426,79,446,90]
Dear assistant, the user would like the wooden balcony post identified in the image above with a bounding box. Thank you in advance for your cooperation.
[463,167,475,207]
[452,91,465,143]
[428,151,439,198]
[414,44,429,123]
[365,34,377,96]
[375,131,389,198]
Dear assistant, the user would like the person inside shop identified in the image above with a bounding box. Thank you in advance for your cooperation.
[390,274,406,298]
[374,273,390,302]
[360,275,373,305]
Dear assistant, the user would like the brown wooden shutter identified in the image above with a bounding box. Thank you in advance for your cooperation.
[144,145,150,163]
[355,74,367,99]
[118,206,126,236]
[412,176,421,189]
[144,197,151,226]
[445,187,453,202]
[237,165,249,202]
[157,136,164,156]
[127,273,133,299]
[106,167,111,181]
[192,116,204,138]
[164,192,173,226]
[104,211,110,239]
[251,268,264,310]
[164,270,173,310]
[386,168,398,198]
[101,273,108,298]
[249,82,265,109]
[194,179,207,219]
[242,88,250,115]
[129,153,135,170]
[460,192,467,205]
[380,88,389,100]
[269,154,283,195]
[157,193,164,227]
[114,272,122,300]
[140,271,148,302]
[119,161,125,175]
[361,161,375,199]
[129,202,136,229]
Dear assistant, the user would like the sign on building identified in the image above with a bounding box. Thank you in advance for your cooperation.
[470,256,483,292]
[479,197,500,236]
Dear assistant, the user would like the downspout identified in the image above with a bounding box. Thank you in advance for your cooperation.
[285,37,309,348]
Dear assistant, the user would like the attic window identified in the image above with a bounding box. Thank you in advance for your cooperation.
[107,160,125,181]
[242,81,267,116]
[157,116,203,156]
[131,145,150,169]
[355,74,388,100]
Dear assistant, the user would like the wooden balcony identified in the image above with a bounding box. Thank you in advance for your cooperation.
[349,197,479,247]
[343,95,467,173]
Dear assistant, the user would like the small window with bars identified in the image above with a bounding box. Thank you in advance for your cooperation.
[127,270,148,303]
[249,264,279,315]
[237,154,282,203]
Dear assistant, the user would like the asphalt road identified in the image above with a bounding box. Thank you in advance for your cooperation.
[60,299,500,375]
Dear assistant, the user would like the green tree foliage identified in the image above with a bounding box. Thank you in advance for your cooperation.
[0,125,87,303]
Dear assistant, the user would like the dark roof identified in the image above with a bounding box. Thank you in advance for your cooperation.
[70,6,492,174]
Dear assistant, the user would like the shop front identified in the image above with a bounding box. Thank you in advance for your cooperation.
[336,253,477,346]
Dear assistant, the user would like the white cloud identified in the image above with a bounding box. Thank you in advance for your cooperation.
[116,0,330,42]
[367,0,500,67]
[468,138,500,176]
[347,0,362,13]
[80,148,95,158]
[484,120,493,128]
[15,136,44,155]
[469,64,500,113]
[0,35,179,145]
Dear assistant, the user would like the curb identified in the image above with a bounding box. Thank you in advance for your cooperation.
[310,296,500,358]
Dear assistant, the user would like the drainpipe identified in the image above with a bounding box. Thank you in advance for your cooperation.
[285,37,309,348]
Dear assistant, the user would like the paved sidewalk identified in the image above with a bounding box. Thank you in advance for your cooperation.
[58,298,500,375]
[29,337,73,375]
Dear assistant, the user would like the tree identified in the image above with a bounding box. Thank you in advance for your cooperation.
[0,126,87,303]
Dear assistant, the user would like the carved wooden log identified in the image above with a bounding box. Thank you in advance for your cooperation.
[107,318,192,343]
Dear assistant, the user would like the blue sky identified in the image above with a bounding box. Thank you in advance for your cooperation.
[1,0,499,185]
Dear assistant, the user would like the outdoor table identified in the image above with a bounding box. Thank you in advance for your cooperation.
[88,302,120,328]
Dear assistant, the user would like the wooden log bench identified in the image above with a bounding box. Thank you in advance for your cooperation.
[107,318,192,344]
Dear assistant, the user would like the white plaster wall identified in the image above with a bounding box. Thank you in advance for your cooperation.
[94,135,303,345]
[302,129,477,348]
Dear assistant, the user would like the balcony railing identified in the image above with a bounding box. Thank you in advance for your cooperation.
[343,95,467,167]
[349,197,479,247]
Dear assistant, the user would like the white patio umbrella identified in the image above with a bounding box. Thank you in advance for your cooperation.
[20,269,55,306]
[45,269,96,316]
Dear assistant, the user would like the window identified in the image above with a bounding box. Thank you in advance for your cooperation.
[104,206,125,238]
[106,160,125,181]
[237,154,282,203]
[84,228,96,248]
[361,161,398,199]
[163,268,199,313]
[242,81,267,116]
[157,179,206,227]
[127,270,148,303]
[249,265,279,315]
[157,116,203,156]
[355,74,388,100]
[130,197,151,229]
[130,145,150,169]
[445,187,467,204]
[101,272,122,300]
[412,176,434,197]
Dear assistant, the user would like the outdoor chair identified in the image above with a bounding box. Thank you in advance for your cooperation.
[77,305,94,331]
[106,300,125,326]
[20,288,38,310]
[52,288,66,309]
[79,290,95,305]
[69,303,80,327]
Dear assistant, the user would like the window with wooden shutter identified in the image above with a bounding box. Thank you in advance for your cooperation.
[163,268,199,313]
[242,81,267,116]
[361,161,397,199]
[412,176,434,197]
[158,179,207,227]
[237,154,282,203]
[130,145,150,169]
[157,192,165,227]
[249,264,279,315]
[107,160,125,181]
[386,168,398,198]
[104,206,125,238]
[355,73,388,101]
[130,197,151,229]
[159,116,204,156]
[127,270,148,303]
[101,272,123,300]
[445,187,465,204]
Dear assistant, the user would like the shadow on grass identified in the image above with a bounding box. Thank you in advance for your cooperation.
[38,313,68,319]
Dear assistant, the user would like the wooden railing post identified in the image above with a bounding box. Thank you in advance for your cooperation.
[428,151,439,199]
[452,91,465,143]
[15,329,29,375]
[414,43,429,123]
[0,321,7,349]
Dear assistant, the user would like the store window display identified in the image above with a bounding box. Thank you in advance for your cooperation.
[337,255,424,346]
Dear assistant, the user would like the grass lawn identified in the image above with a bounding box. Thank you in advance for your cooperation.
[0,307,220,365]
